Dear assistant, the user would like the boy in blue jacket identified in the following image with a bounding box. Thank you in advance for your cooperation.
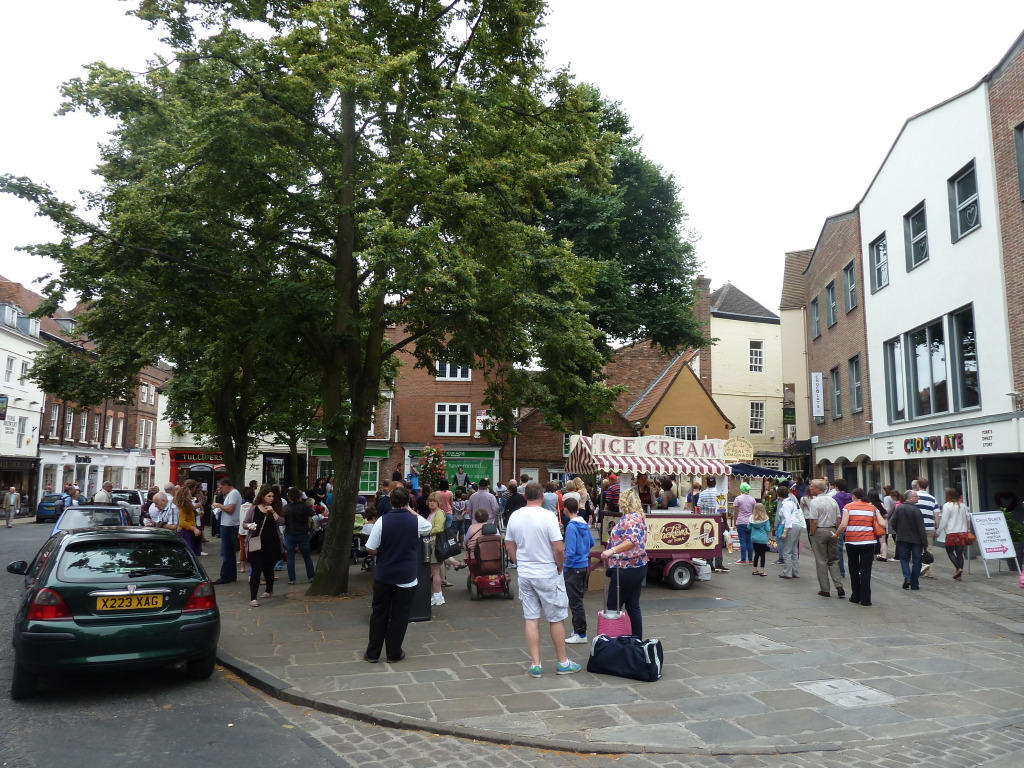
[563,497,594,644]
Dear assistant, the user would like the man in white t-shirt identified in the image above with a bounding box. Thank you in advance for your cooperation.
[504,481,580,678]
[212,478,244,584]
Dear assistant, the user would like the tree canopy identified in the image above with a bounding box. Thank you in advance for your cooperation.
[3,0,622,595]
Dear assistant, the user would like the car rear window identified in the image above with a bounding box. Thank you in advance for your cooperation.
[58,540,197,582]
[58,508,126,529]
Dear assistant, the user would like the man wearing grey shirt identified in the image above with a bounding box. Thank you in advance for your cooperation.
[807,479,844,598]
[213,478,243,584]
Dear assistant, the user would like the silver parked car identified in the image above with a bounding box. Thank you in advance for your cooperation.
[111,489,146,525]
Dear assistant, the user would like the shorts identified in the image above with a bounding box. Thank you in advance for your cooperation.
[517,574,569,622]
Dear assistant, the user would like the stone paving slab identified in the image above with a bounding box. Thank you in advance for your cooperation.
[215,541,1024,757]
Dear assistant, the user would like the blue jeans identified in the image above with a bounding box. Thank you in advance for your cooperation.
[736,524,752,561]
[219,525,239,582]
[897,541,923,588]
[285,532,316,582]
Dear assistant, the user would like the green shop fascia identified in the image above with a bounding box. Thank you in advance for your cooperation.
[408,447,499,488]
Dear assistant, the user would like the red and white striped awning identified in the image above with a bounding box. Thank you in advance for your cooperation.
[565,435,731,477]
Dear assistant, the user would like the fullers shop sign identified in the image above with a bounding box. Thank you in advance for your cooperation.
[904,433,964,454]
[592,434,721,459]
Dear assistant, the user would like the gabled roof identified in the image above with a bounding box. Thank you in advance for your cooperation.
[620,348,697,422]
[780,250,812,309]
[710,283,779,324]
[0,275,75,339]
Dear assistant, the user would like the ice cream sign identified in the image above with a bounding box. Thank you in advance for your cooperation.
[591,433,723,459]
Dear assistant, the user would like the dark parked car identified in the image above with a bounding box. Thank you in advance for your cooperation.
[35,493,63,524]
[51,504,133,536]
[7,527,220,699]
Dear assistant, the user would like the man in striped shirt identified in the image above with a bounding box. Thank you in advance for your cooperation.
[697,478,729,572]
[915,478,938,577]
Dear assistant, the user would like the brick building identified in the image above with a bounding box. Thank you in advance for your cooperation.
[801,210,873,489]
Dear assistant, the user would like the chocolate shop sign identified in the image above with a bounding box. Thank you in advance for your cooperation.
[903,433,964,454]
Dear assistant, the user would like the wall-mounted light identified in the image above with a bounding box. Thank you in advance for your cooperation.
[1006,391,1022,411]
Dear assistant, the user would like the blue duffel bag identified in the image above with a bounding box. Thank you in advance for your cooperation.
[586,634,664,682]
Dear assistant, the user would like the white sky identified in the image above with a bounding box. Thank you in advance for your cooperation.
[3,1,1024,312]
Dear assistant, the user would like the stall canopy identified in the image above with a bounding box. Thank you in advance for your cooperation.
[566,434,732,477]
[728,462,790,480]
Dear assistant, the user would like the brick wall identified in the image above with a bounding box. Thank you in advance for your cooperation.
[989,36,1024,390]
[804,210,873,446]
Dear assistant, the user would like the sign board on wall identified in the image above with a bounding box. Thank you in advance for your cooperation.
[722,437,754,463]
[972,512,1015,560]
[810,373,824,418]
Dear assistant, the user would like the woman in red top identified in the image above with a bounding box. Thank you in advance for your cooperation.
[834,488,888,607]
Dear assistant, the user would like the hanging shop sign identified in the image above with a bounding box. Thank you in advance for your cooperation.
[903,433,964,454]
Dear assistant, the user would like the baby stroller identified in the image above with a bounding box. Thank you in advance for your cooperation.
[465,524,514,600]
[350,532,374,572]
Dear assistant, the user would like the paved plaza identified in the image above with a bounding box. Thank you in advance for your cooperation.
[213,540,1024,765]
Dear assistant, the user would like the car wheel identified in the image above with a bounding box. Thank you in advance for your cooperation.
[667,561,695,590]
[10,662,38,700]
[185,649,217,680]
[35,516,45,524]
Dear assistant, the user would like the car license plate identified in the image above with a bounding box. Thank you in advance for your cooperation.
[96,595,163,611]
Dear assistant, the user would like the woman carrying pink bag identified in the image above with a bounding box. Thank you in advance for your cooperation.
[599,488,648,639]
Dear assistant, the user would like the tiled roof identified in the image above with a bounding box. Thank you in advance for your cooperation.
[0,275,75,339]
[709,283,779,322]
[621,349,697,422]
[780,250,812,309]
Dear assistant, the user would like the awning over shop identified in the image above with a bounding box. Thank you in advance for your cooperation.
[566,435,732,477]
[728,462,791,480]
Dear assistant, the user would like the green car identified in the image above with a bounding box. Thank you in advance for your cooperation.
[7,527,220,700]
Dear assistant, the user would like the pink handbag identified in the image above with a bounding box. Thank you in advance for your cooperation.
[1019,567,1024,589]
[597,566,633,637]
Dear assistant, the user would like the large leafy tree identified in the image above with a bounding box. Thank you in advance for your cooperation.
[540,93,707,432]
[3,0,614,595]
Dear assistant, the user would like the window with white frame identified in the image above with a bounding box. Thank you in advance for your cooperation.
[4,356,13,383]
[79,413,87,442]
[138,419,146,449]
[825,282,838,327]
[563,433,572,456]
[849,356,862,413]
[830,367,842,419]
[49,405,58,437]
[948,160,980,241]
[19,360,28,386]
[665,425,698,441]
[909,320,948,417]
[436,362,471,381]
[843,261,857,312]
[104,415,113,446]
[435,402,471,435]
[149,384,156,404]
[904,203,929,269]
[144,419,153,449]
[16,416,27,448]
[92,415,100,442]
[870,235,889,292]
[64,407,74,439]
[140,383,148,403]
[749,401,765,434]
[116,418,125,448]
[810,298,821,338]
[749,340,764,373]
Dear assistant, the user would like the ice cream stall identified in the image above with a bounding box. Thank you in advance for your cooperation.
[566,433,732,589]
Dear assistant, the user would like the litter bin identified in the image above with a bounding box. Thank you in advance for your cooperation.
[409,560,433,622]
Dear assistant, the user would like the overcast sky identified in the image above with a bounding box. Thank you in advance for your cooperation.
[3,1,1024,312]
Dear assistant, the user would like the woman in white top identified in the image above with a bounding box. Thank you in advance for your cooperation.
[935,487,971,580]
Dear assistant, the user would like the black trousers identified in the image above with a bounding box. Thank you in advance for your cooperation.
[845,543,875,605]
[606,564,647,640]
[248,549,276,601]
[752,542,768,568]
[563,567,588,637]
[366,580,416,661]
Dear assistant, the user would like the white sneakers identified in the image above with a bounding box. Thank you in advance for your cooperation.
[431,593,446,606]
[565,633,588,644]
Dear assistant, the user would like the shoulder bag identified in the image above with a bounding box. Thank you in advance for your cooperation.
[246,511,268,553]
[435,524,462,561]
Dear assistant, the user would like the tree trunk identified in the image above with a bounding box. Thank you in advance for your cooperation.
[306,433,365,596]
